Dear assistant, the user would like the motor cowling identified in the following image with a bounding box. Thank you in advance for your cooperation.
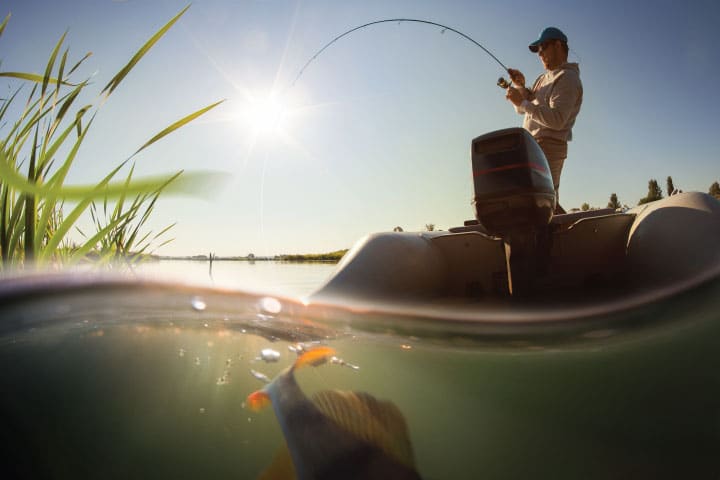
[471,128,556,236]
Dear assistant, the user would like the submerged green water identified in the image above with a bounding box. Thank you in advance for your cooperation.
[1,273,720,479]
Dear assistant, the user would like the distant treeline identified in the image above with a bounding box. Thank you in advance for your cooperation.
[157,249,349,263]
[276,250,349,262]
[577,177,720,212]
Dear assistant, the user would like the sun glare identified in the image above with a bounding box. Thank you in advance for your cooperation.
[230,87,316,162]
[243,93,290,137]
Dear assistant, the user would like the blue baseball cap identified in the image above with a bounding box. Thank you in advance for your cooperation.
[529,27,568,52]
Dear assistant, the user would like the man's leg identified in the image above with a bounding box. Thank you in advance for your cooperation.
[536,138,568,215]
[554,187,566,214]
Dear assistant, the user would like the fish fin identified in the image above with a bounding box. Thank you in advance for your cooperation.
[247,390,272,412]
[256,441,296,480]
[311,390,417,469]
[292,346,336,371]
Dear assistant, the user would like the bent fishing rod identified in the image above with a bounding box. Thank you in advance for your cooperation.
[291,18,513,89]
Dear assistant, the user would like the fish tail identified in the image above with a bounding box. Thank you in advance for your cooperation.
[292,346,336,371]
[246,346,336,412]
[247,390,272,412]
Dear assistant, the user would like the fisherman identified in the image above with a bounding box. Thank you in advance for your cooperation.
[505,27,583,214]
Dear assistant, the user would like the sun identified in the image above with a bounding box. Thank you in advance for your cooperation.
[229,87,318,162]
[243,92,291,137]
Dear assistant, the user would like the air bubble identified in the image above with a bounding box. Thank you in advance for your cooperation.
[258,348,280,363]
[250,369,271,383]
[330,356,360,370]
[258,296,282,314]
[191,296,207,311]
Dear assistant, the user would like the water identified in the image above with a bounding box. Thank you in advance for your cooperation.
[2,263,720,479]
[133,259,339,297]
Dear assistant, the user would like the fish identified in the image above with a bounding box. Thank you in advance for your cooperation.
[247,346,421,480]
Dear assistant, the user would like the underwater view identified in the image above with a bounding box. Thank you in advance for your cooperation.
[2,264,720,479]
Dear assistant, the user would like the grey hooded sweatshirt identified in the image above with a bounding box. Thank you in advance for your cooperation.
[519,62,583,143]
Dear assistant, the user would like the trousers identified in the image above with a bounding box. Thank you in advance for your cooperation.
[536,137,568,213]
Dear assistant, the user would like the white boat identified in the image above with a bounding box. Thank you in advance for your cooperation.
[309,128,720,305]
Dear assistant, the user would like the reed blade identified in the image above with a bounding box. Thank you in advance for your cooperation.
[0,13,10,38]
[133,100,224,156]
[67,209,134,264]
[0,71,72,86]
[101,4,190,98]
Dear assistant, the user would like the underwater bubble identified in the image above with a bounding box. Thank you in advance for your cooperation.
[288,341,321,355]
[199,407,206,414]
[191,296,207,311]
[258,296,282,314]
[194,357,201,366]
[178,348,186,358]
[250,369,271,383]
[258,348,280,363]
[330,356,360,371]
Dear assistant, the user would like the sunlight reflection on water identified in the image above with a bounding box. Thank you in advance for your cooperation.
[133,259,337,297]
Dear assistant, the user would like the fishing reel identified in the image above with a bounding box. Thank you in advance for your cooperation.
[497,77,511,89]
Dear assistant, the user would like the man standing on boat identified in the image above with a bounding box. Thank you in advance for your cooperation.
[505,27,583,214]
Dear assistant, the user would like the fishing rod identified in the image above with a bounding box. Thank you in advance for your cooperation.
[291,18,511,88]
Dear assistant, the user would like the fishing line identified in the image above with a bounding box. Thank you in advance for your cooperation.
[291,18,509,87]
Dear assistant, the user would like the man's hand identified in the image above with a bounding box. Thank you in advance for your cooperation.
[507,68,526,88]
[506,86,525,107]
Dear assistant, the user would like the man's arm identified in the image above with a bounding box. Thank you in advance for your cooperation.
[522,72,581,129]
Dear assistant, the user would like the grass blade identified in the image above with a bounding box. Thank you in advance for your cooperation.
[0,153,223,200]
[133,100,224,156]
[0,187,9,263]
[67,209,134,264]
[0,71,73,86]
[23,126,40,262]
[66,52,92,78]
[101,4,190,98]
[39,32,67,101]
[0,13,10,38]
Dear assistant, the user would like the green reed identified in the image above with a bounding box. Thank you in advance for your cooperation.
[0,6,223,269]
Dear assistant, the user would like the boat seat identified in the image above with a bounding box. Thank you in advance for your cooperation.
[431,232,509,297]
[543,213,636,289]
[452,208,621,235]
[549,208,618,231]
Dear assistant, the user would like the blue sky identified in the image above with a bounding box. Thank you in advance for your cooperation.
[1,0,719,256]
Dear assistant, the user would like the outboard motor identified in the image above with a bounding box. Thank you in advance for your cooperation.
[471,128,556,295]
[471,128,555,234]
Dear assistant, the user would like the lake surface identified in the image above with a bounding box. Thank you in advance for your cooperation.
[134,259,338,298]
[1,261,720,479]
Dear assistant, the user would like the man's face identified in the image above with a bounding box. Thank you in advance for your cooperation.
[537,39,563,70]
